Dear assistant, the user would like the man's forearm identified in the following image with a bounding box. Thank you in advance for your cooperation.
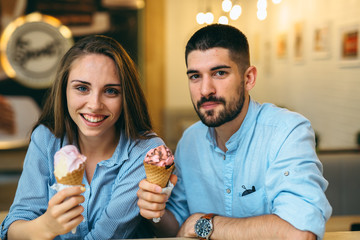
[210,214,316,240]
[151,209,179,237]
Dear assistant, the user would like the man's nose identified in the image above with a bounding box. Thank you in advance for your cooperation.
[200,75,216,97]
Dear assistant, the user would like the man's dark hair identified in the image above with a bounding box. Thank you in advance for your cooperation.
[185,24,250,73]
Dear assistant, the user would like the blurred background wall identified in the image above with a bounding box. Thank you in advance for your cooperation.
[163,0,360,150]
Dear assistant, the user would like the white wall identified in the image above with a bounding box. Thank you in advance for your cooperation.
[165,0,360,149]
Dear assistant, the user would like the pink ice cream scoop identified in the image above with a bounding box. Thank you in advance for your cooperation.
[144,145,174,167]
[54,145,87,179]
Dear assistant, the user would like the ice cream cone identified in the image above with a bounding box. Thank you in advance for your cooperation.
[55,163,85,186]
[144,162,175,188]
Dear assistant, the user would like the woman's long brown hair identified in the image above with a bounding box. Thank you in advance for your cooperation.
[34,35,153,143]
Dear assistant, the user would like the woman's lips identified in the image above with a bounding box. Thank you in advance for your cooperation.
[81,113,108,123]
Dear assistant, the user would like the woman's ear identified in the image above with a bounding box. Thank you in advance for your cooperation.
[244,66,257,91]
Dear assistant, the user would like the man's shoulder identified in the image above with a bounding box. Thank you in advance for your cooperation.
[182,120,207,137]
[256,102,310,127]
[176,120,207,148]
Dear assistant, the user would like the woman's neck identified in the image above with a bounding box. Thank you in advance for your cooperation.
[77,131,119,162]
[77,132,119,184]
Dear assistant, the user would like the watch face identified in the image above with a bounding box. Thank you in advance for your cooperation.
[195,218,213,238]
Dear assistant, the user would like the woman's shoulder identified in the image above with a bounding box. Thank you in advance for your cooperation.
[131,135,164,151]
[31,124,55,139]
[30,124,59,149]
[124,134,164,159]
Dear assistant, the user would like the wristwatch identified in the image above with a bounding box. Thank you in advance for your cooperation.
[194,213,217,240]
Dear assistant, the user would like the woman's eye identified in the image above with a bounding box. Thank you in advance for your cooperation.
[76,85,88,92]
[105,88,120,95]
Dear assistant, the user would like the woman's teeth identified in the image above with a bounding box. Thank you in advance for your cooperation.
[82,114,106,123]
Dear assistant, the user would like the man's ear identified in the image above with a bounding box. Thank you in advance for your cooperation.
[244,66,257,91]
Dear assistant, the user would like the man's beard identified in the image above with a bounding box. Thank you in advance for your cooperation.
[193,88,245,128]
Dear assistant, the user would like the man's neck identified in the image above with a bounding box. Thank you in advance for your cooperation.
[215,95,250,152]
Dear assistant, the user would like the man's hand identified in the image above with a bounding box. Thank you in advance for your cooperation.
[177,212,204,238]
[137,174,177,219]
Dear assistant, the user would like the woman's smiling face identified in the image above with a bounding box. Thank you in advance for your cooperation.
[66,53,122,141]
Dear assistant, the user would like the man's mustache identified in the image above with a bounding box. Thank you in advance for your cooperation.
[197,96,226,109]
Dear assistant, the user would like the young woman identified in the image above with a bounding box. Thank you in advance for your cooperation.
[1,35,164,239]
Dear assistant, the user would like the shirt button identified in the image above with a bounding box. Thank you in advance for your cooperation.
[284,171,290,176]
[226,188,231,194]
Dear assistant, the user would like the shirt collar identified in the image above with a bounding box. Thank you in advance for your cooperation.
[62,130,129,167]
[98,130,129,167]
[205,96,259,152]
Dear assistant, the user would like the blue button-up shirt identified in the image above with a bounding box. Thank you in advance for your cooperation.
[167,98,332,239]
[1,124,163,239]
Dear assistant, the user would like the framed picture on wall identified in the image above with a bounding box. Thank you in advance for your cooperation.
[339,23,360,67]
[293,21,305,63]
[312,21,331,59]
[276,33,288,60]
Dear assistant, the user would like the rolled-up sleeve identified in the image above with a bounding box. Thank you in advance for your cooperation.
[1,125,54,239]
[266,117,332,239]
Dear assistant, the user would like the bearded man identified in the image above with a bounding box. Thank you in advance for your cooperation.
[137,24,332,240]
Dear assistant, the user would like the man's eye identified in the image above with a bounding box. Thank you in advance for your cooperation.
[216,71,226,76]
[189,74,200,80]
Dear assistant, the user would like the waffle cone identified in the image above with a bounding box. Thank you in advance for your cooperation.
[144,162,175,188]
[55,163,85,185]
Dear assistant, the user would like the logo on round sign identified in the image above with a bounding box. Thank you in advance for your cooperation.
[0,12,73,89]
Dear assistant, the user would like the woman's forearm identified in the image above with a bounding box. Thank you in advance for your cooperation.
[8,218,54,240]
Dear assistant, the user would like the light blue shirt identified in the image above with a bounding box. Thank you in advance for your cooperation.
[1,124,163,239]
[167,98,332,239]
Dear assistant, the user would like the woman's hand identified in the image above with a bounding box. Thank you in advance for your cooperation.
[8,186,85,240]
[40,186,85,238]
[137,174,177,219]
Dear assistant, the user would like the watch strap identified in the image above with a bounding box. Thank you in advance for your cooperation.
[199,213,217,240]
[202,213,216,220]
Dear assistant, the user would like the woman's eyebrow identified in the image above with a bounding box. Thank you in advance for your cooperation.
[105,84,121,87]
[69,80,121,87]
[70,80,90,85]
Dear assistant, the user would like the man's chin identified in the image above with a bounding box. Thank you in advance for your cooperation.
[199,115,222,127]
[202,120,223,128]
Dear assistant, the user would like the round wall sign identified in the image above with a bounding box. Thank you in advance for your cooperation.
[0,12,73,89]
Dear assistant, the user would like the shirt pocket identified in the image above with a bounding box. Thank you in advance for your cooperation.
[233,187,270,218]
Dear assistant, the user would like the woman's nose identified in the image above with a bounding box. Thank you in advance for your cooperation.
[88,93,103,110]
